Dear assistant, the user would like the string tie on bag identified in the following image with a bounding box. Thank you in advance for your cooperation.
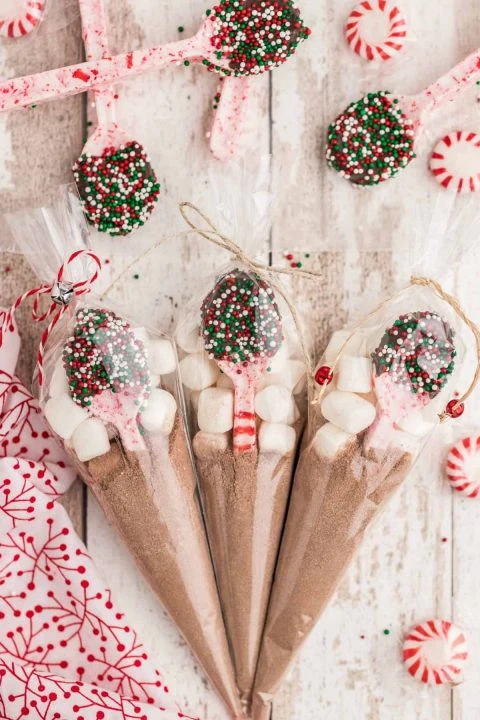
[0,250,102,387]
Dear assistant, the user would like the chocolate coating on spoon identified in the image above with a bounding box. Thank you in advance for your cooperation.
[326,91,416,186]
[207,0,311,77]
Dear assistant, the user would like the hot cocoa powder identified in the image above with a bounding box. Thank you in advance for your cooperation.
[251,438,412,720]
[194,430,300,710]
[72,414,242,718]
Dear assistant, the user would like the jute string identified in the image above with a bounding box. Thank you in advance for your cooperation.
[103,202,480,419]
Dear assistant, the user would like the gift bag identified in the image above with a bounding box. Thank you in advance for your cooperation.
[176,202,310,711]
[3,186,242,719]
[251,200,480,720]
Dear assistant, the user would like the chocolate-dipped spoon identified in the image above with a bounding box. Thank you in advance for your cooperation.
[63,308,151,452]
[367,311,456,449]
[73,0,160,237]
[0,0,310,113]
[326,48,480,186]
[201,268,283,453]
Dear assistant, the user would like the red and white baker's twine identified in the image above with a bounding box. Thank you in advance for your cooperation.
[0,250,101,386]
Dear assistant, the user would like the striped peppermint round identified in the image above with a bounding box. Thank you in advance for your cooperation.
[430,131,480,193]
[345,0,407,61]
[403,620,468,685]
[0,0,46,39]
[446,435,480,498]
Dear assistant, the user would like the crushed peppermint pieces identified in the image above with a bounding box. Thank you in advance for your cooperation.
[63,308,150,410]
[372,311,456,399]
[326,91,416,186]
[201,268,283,364]
[205,0,311,77]
[72,141,160,237]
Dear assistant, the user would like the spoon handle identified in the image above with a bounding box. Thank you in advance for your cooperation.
[413,47,480,116]
[232,373,257,454]
[209,76,252,161]
[0,36,205,113]
[79,0,116,127]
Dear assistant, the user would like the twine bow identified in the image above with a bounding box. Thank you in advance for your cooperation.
[0,250,101,387]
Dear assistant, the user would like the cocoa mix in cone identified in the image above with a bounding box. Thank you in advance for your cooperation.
[251,434,413,719]
[77,414,242,718]
[193,425,301,708]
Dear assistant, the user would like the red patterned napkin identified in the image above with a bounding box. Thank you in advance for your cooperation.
[0,312,200,720]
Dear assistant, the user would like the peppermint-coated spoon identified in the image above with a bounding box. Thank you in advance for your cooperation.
[201,268,283,454]
[63,308,151,452]
[0,0,310,113]
[326,48,480,186]
[367,311,456,450]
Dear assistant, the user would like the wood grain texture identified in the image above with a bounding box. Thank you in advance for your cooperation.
[1,0,480,718]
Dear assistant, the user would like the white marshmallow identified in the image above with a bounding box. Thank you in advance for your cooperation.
[266,343,290,373]
[176,321,203,354]
[49,360,69,398]
[394,428,421,454]
[198,387,234,434]
[45,394,90,440]
[193,431,230,457]
[324,329,368,363]
[149,373,161,389]
[397,410,435,437]
[148,338,177,375]
[217,373,234,390]
[260,360,306,393]
[140,388,177,435]
[259,422,296,455]
[313,423,355,459]
[180,353,219,391]
[336,355,372,394]
[190,390,200,413]
[255,385,296,425]
[132,327,150,350]
[321,391,376,435]
[71,417,111,462]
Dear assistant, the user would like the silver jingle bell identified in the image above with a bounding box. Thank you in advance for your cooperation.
[51,280,75,307]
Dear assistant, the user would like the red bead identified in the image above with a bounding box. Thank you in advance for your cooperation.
[315,365,333,386]
[445,400,464,419]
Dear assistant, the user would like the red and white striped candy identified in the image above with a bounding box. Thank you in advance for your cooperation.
[0,0,46,39]
[430,131,480,193]
[446,435,480,498]
[403,620,468,685]
[345,0,407,61]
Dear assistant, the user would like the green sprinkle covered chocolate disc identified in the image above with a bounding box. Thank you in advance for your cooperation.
[326,91,416,186]
[372,311,456,398]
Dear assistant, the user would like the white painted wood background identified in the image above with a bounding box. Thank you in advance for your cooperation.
[1,0,480,718]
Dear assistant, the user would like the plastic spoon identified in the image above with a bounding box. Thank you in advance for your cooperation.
[74,0,160,236]
[209,76,252,161]
[0,0,310,113]
[367,311,456,450]
[63,307,151,452]
[326,48,480,186]
[201,268,283,454]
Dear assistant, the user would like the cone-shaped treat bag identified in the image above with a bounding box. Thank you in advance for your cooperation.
[176,200,308,711]
[4,187,242,719]
[251,205,480,719]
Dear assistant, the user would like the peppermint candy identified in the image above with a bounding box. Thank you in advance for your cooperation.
[345,0,407,62]
[430,131,480,193]
[0,0,46,39]
[446,435,480,498]
[403,619,468,685]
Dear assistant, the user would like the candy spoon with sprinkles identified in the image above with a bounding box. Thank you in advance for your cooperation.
[326,47,480,186]
[0,0,311,113]
[367,311,456,449]
[201,268,283,453]
[63,308,151,452]
[73,0,160,237]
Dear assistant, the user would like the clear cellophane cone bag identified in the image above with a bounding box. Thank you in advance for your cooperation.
[5,186,242,719]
